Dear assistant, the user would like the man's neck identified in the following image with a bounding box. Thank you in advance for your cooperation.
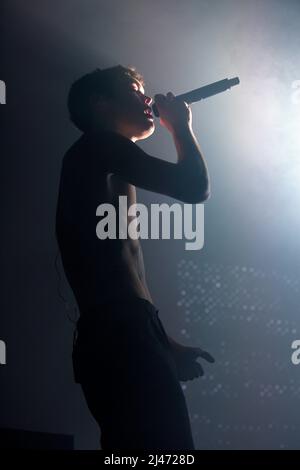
[91,122,137,143]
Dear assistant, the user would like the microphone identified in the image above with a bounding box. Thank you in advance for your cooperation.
[152,77,240,117]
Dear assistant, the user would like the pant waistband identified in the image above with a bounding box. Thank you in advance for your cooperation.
[73,297,160,347]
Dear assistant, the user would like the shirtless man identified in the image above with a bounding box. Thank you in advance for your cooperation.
[56,65,214,450]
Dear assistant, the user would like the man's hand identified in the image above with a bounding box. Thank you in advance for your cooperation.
[168,340,215,382]
[154,92,192,135]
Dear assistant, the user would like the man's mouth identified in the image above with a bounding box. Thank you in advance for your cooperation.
[144,107,154,119]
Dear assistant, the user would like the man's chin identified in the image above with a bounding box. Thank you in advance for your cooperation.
[136,122,155,140]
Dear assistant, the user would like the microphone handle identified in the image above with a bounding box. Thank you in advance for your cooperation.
[152,77,240,117]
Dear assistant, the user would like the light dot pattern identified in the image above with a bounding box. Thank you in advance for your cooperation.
[177,261,300,449]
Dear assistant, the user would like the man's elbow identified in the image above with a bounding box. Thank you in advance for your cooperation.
[184,169,210,203]
[185,190,210,204]
[183,184,211,204]
[197,188,211,203]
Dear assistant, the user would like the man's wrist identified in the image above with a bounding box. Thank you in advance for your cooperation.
[171,123,193,140]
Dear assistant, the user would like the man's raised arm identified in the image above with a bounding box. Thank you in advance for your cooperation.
[88,92,210,203]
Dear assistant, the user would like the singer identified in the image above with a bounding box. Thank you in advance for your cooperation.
[56,64,214,450]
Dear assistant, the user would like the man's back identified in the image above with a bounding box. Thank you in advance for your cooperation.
[56,131,152,314]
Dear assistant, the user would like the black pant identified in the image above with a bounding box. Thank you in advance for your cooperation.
[72,297,195,450]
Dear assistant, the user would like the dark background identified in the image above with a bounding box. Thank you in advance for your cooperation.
[1,0,300,449]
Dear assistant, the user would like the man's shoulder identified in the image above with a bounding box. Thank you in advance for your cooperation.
[62,134,95,170]
[61,130,136,180]
[64,134,87,159]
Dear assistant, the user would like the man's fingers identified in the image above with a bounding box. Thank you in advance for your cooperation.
[193,348,215,363]
[181,363,204,381]
[166,92,175,100]
[154,93,166,102]
[155,92,175,103]
[199,350,215,363]
[195,362,204,376]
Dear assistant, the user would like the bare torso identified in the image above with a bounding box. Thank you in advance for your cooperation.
[56,133,153,314]
[104,172,153,303]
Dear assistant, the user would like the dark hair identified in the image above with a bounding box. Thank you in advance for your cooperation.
[67,65,144,132]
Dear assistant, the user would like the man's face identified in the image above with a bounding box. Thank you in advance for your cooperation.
[112,75,155,141]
